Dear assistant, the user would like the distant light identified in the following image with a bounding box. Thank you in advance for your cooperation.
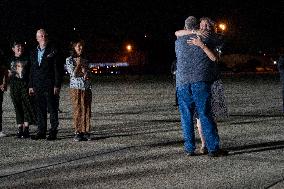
[274,61,277,65]
[219,23,226,31]
[73,27,76,31]
[264,53,266,56]
[144,34,147,38]
[126,44,132,52]
[24,41,27,45]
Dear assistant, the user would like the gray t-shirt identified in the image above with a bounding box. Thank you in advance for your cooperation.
[175,34,218,87]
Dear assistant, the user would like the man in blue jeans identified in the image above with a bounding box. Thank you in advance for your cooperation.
[175,16,227,157]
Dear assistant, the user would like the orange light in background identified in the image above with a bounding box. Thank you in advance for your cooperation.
[126,44,132,52]
[219,23,226,31]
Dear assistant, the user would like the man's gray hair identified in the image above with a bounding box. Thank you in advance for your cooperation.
[184,16,198,30]
[36,28,48,36]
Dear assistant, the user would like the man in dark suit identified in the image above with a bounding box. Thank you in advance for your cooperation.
[29,29,62,140]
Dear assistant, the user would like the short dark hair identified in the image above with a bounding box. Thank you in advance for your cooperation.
[184,16,198,30]
[11,40,24,48]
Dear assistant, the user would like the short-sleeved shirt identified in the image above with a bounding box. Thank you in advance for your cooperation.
[175,34,219,87]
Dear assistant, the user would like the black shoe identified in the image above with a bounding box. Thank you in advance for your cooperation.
[16,127,23,138]
[46,134,57,140]
[185,150,196,156]
[47,133,57,140]
[208,149,229,157]
[83,133,92,141]
[46,130,58,141]
[23,127,30,138]
[31,133,46,140]
[74,133,85,142]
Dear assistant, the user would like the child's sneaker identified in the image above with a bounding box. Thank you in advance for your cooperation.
[16,127,23,138]
[0,131,6,137]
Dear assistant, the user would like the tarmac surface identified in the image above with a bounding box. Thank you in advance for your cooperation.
[0,74,283,189]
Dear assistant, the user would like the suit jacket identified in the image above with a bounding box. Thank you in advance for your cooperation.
[29,43,62,93]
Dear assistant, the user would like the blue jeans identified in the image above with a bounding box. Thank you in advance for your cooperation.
[177,82,220,153]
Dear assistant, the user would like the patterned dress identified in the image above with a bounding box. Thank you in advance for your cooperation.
[194,79,228,120]
[210,79,228,119]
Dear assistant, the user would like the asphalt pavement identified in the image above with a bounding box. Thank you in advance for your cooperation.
[0,75,283,189]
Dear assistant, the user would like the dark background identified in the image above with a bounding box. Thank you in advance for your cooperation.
[0,0,283,73]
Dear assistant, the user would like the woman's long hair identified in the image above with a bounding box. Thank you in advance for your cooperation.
[70,39,86,58]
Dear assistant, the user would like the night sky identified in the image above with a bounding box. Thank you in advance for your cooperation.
[0,0,283,69]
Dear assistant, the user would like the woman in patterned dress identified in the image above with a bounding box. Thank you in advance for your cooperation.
[65,39,92,141]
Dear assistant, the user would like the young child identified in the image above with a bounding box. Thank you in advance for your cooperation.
[9,41,35,138]
[65,40,92,141]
